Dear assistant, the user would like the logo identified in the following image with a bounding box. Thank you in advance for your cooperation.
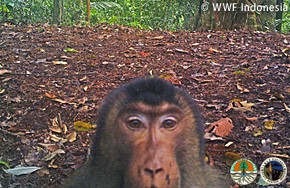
[260,157,287,185]
[230,159,257,185]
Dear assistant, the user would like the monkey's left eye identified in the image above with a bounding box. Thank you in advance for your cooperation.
[127,118,143,130]
[162,119,177,130]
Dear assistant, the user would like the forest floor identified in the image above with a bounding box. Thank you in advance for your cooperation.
[0,24,289,188]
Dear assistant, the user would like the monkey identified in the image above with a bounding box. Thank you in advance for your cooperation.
[63,77,228,188]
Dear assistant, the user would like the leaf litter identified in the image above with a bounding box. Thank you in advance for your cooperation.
[0,24,289,187]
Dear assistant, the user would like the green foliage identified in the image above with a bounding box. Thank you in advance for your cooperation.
[0,159,10,169]
[1,0,52,24]
[89,0,196,30]
[1,0,289,32]
[282,0,290,33]
[0,0,197,30]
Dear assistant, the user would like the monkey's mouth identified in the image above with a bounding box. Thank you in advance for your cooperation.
[136,172,179,188]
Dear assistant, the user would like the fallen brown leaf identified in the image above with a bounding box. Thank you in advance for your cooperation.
[207,118,234,137]
[0,69,12,75]
[67,131,77,142]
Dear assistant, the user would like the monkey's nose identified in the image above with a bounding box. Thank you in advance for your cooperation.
[144,167,164,178]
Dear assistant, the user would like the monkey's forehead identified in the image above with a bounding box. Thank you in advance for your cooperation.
[119,102,184,115]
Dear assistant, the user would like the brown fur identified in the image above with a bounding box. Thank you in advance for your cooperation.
[63,78,228,188]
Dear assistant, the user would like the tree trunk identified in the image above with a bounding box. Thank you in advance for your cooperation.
[52,0,63,25]
[275,0,283,32]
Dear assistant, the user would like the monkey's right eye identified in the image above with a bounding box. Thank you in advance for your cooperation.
[127,118,143,130]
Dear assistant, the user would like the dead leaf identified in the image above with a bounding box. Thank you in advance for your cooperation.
[124,53,139,58]
[50,114,67,134]
[0,89,5,94]
[49,133,67,143]
[53,61,67,65]
[245,125,255,132]
[204,132,225,141]
[192,77,214,84]
[236,84,250,93]
[140,51,151,57]
[42,149,65,162]
[222,152,241,166]
[230,98,243,102]
[48,159,58,169]
[49,126,62,133]
[11,96,22,103]
[233,70,246,75]
[35,58,46,64]
[38,143,59,152]
[206,118,234,137]
[67,131,77,142]
[225,102,233,112]
[79,76,87,82]
[225,141,234,147]
[191,43,199,46]
[51,116,59,127]
[231,101,254,112]
[245,116,258,121]
[283,103,290,113]
[37,169,50,177]
[150,35,164,40]
[268,153,290,159]
[52,98,76,105]
[174,48,189,53]
[24,152,39,165]
[264,120,275,130]
[61,124,68,134]
[240,101,255,108]
[0,69,12,75]
[45,92,57,99]
[209,48,222,53]
[73,121,96,132]
[243,114,258,121]
[253,128,263,137]
[83,86,89,91]
[273,93,285,100]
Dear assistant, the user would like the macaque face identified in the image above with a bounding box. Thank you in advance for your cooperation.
[118,102,188,188]
[64,78,217,188]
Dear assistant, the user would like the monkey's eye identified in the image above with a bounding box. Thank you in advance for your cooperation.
[162,118,177,130]
[127,118,143,130]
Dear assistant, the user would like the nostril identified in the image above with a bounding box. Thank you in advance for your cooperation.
[144,168,154,175]
[155,168,163,174]
[144,167,164,176]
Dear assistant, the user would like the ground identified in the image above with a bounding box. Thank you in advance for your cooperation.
[0,24,289,187]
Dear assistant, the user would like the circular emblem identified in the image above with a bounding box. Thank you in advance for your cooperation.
[230,158,257,185]
[260,157,287,185]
